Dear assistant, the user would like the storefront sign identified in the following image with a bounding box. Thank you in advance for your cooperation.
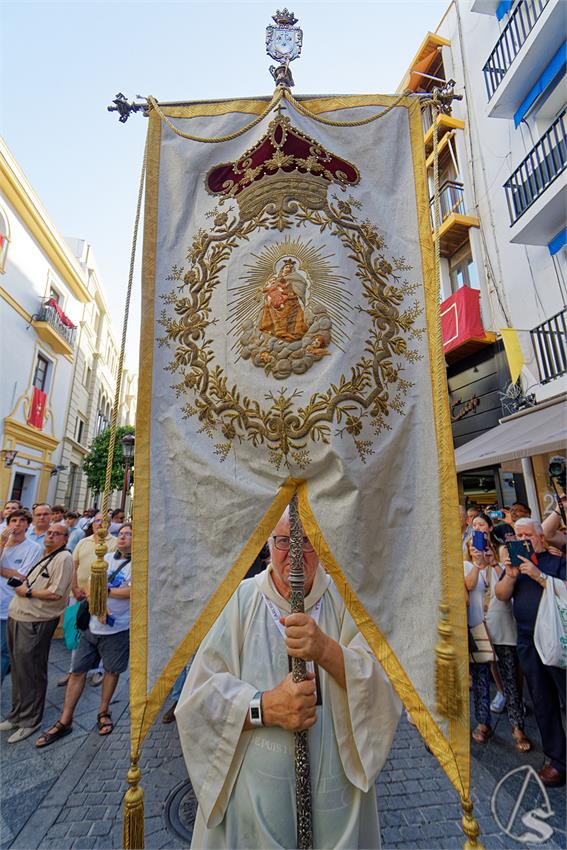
[451,395,480,422]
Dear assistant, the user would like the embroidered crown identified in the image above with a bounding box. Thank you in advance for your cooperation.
[206,116,359,221]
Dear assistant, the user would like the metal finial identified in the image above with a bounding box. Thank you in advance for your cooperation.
[107,93,147,123]
[266,9,303,88]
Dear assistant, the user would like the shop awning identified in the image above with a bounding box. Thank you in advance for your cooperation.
[455,394,566,472]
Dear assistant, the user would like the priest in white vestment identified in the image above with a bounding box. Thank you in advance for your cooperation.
[176,510,401,849]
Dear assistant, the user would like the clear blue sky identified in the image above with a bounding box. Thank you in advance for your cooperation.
[2,0,447,370]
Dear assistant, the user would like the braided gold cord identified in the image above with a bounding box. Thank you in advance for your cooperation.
[146,91,283,143]
[89,137,148,617]
[283,88,411,126]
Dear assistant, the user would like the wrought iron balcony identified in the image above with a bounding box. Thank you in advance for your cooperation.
[503,108,567,225]
[483,0,550,100]
[430,180,466,226]
[530,308,567,384]
[36,298,77,349]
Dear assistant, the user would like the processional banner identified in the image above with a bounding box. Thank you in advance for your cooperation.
[132,92,470,801]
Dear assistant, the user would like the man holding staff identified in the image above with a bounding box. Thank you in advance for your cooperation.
[176,508,400,848]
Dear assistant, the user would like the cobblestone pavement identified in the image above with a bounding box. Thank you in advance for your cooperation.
[1,637,565,850]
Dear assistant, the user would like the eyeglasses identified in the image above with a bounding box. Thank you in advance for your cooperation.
[272,535,314,553]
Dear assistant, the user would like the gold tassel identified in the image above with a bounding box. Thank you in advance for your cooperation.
[461,797,484,849]
[89,527,110,618]
[123,757,144,849]
[435,603,460,719]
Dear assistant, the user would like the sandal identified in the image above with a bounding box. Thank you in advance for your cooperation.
[472,724,493,744]
[512,728,532,752]
[97,711,113,736]
[35,720,72,748]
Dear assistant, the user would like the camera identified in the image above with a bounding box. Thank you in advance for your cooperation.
[548,455,566,490]
[7,577,23,588]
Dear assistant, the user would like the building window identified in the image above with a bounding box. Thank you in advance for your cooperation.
[450,246,479,293]
[65,463,79,507]
[75,415,86,444]
[84,364,92,388]
[0,207,9,273]
[33,354,50,392]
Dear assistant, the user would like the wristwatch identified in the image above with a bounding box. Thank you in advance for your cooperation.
[25,587,32,598]
[249,691,263,727]
[539,572,547,583]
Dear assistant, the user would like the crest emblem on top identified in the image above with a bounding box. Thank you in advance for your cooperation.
[266,9,302,86]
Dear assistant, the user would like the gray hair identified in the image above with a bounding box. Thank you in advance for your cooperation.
[514,517,543,535]
[267,506,290,553]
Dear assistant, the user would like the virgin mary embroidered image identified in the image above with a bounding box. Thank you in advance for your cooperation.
[259,258,309,341]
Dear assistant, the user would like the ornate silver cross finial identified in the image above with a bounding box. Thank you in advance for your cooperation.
[266,9,303,88]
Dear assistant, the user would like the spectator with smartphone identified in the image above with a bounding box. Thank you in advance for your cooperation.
[0,510,42,681]
[36,523,132,747]
[0,524,72,743]
[464,534,493,744]
[496,518,566,787]
[483,543,531,752]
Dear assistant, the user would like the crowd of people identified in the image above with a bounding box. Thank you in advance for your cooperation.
[461,498,566,788]
[0,499,130,745]
[0,491,564,807]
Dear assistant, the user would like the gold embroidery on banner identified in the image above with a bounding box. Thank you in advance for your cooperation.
[159,119,425,471]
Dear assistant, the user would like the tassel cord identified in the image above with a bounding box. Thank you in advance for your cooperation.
[89,137,148,617]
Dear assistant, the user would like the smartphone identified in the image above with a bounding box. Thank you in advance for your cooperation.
[507,539,536,567]
[106,614,116,627]
[6,577,23,588]
[472,530,488,551]
[488,510,505,520]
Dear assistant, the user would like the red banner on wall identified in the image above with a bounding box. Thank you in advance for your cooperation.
[27,388,47,429]
[440,287,485,354]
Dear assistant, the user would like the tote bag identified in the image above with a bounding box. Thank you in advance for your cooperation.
[534,577,567,669]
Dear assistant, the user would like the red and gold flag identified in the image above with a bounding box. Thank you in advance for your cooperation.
[27,387,47,429]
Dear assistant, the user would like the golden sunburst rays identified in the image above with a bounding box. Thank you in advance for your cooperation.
[227,236,353,355]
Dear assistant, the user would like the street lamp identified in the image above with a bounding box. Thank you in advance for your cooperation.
[120,433,135,512]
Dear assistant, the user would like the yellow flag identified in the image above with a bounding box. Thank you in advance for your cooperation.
[500,328,525,383]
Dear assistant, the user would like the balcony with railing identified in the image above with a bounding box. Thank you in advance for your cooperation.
[504,108,567,244]
[483,0,550,99]
[429,180,480,257]
[482,0,564,118]
[531,308,567,384]
[32,298,76,356]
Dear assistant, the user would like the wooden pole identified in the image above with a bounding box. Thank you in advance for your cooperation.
[288,493,313,849]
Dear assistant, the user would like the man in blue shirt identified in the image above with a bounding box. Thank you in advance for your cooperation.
[496,518,566,787]
[26,504,52,546]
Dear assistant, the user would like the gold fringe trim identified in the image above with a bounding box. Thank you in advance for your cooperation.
[461,797,484,849]
[89,529,110,618]
[435,603,461,719]
[123,757,144,850]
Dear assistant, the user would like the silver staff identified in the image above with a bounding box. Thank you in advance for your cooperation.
[288,493,313,849]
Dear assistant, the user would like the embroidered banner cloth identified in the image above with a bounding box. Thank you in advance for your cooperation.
[132,93,469,797]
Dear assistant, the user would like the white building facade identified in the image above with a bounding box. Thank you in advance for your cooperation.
[53,239,137,510]
[0,140,137,511]
[399,0,566,513]
[0,139,90,509]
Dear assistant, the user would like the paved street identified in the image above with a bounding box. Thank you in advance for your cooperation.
[1,637,565,850]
